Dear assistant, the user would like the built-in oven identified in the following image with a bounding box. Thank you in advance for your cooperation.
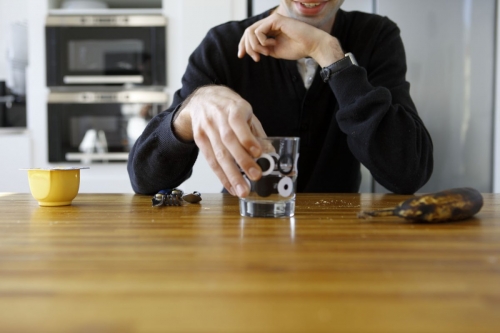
[46,15,166,87]
[48,90,168,163]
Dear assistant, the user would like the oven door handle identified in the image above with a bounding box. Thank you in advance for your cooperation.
[63,76,144,84]
[65,153,129,161]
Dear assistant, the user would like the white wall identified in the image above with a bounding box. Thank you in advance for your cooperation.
[0,0,30,193]
[26,0,49,188]
[252,0,278,14]
[0,0,28,81]
[0,131,32,192]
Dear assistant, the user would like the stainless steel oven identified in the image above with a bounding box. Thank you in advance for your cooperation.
[48,90,168,163]
[46,15,166,87]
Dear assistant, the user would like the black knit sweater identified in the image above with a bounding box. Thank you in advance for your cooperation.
[127,9,433,195]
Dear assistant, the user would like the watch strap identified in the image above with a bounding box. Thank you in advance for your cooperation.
[320,52,357,82]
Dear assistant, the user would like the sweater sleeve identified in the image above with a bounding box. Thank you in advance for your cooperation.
[127,104,198,194]
[330,18,433,194]
[127,28,229,194]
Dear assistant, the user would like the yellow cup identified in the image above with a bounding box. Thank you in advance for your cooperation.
[27,168,81,206]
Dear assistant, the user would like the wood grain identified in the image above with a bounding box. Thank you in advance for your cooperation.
[0,193,499,333]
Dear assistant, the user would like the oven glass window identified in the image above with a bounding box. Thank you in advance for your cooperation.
[68,40,145,73]
[46,24,166,86]
[69,115,122,150]
[48,101,164,163]
[64,104,153,153]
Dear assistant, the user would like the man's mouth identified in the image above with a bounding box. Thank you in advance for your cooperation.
[292,1,328,16]
[301,2,322,8]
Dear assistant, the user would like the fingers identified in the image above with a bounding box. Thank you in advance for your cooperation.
[226,105,262,157]
[194,132,236,196]
[190,87,263,197]
[201,130,250,198]
[237,36,245,58]
[245,33,260,62]
[240,29,267,62]
[224,101,264,182]
[218,126,261,190]
[254,18,277,47]
[238,18,277,62]
[249,115,267,139]
[197,118,258,198]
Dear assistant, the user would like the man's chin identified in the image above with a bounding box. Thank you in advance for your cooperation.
[292,14,329,29]
[279,4,337,31]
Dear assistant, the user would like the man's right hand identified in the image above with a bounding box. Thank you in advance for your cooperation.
[173,85,266,197]
[238,12,344,68]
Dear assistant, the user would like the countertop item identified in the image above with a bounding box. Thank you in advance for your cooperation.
[1,193,499,332]
[23,167,89,206]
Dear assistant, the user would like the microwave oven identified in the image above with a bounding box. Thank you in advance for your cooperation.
[46,15,166,87]
[48,90,168,163]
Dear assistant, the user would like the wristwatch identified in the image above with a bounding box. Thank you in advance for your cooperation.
[320,52,358,82]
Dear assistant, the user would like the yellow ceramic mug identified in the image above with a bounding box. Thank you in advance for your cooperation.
[25,168,87,206]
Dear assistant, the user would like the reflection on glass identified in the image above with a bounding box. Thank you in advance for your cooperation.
[69,103,157,158]
[125,104,152,149]
[71,115,118,148]
[238,217,296,242]
[290,217,295,241]
[68,39,145,72]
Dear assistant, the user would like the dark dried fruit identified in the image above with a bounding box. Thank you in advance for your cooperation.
[358,187,483,223]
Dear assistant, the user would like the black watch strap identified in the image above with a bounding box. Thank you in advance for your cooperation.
[320,52,357,82]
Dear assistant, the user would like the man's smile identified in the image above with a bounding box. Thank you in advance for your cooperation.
[292,1,328,16]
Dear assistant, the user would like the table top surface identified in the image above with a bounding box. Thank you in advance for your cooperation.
[1,192,499,333]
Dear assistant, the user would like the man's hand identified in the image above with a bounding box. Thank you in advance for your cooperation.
[238,13,344,67]
[174,86,266,197]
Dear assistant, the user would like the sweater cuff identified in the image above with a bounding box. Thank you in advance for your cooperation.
[328,65,374,108]
[157,104,197,153]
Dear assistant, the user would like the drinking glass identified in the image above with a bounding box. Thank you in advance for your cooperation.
[239,137,300,218]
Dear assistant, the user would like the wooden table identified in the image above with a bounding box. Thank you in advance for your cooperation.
[0,192,499,333]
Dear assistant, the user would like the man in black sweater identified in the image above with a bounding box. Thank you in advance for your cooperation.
[127,0,433,197]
